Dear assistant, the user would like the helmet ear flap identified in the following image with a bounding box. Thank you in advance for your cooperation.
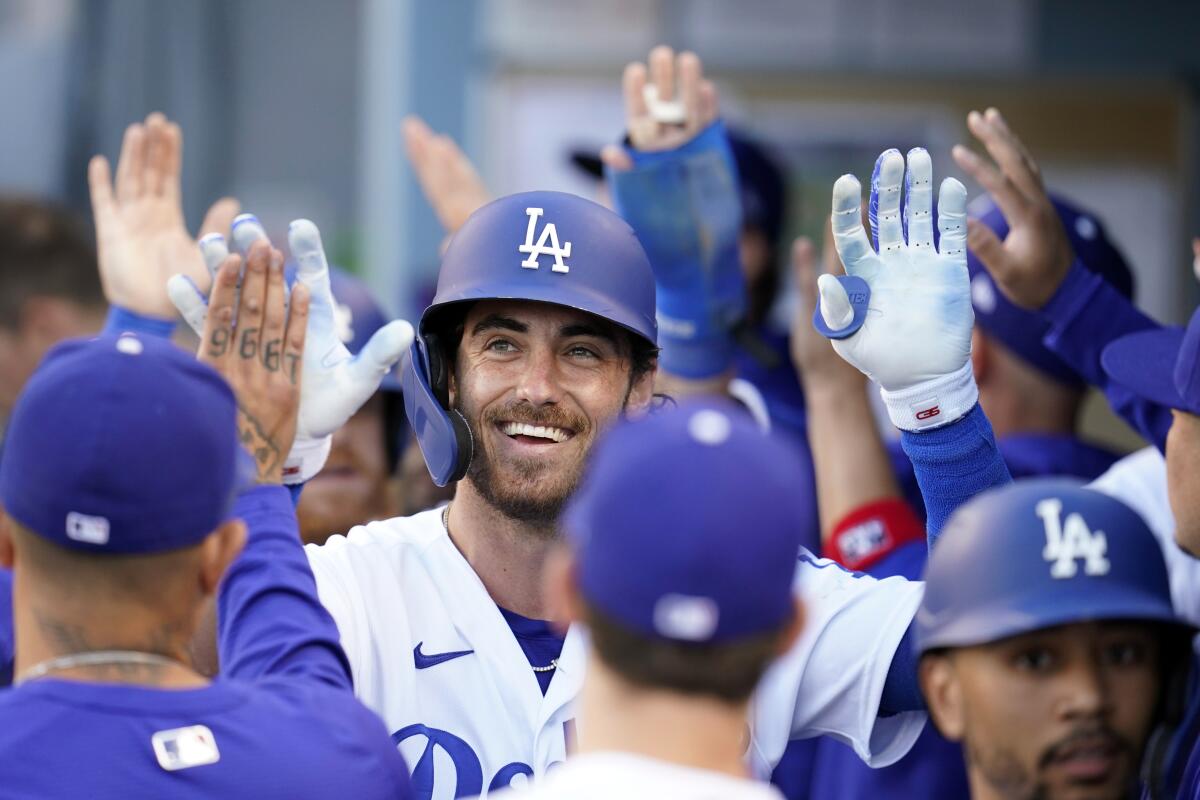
[425,332,451,407]
[446,407,474,484]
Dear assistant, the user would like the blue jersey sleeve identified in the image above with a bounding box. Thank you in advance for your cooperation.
[0,567,11,687]
[1041,260,1172,449]
[102,306,177,339]
[900,404,1012,545]
[218,485,352,688]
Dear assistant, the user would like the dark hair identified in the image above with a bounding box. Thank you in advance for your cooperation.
[582,600,785,703]
[0,198,103,329]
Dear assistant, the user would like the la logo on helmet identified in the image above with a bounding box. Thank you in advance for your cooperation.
[519,207,572,274]
[1036,498,1111,579]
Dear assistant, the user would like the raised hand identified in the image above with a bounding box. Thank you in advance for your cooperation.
[600,45,718,171]
[951,108,1074,309]
[401,115,491,235]
[89,112,239,319]
[200,240,308,483]
[168,215,414,483]
[818,148,973,429]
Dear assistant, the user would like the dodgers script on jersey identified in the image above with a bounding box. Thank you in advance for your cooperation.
[306,509,926,798]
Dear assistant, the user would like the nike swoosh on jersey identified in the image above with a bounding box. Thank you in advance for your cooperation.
[413,641,475,669]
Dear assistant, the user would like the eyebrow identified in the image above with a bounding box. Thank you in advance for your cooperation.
[471,315,528,336]
[560,322,619,348]
[470,314,620,349]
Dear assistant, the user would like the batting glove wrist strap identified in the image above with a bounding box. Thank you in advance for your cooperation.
[282,435,332,485]
[880,361,978,432]
[607,121,745,378]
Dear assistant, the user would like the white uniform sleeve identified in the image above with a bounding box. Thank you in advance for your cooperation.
[305,531,373,688]
[747,551,926,774]
[1087,446,1200,629]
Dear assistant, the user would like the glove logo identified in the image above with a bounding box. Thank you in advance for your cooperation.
[1036,498,1111,579]
[519,207,572,274]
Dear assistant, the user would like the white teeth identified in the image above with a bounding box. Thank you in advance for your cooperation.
[501,422,569,443]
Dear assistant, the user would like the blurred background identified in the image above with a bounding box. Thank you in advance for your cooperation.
[2,0,1198,413]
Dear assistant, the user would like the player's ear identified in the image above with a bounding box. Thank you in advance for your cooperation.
[919,653,966,741]
[0,514,14,570]
[542,543,581,634]
[774,597,806,657]
[198,518,247,597]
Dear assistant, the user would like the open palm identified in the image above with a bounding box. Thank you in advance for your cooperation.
[89,112,238,319]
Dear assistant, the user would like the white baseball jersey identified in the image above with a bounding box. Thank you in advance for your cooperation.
[490,751,785,800]
[1087,446,1200,630]
[306,508,925,798]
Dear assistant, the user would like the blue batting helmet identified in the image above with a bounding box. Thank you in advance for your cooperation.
[915,478,1194,656]
[400,191,659,486]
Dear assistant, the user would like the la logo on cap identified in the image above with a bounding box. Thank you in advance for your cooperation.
[1036,498,1110,579]
[519,207,572,274]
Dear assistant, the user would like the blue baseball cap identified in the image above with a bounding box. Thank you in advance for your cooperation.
[916,479,1193,656]
[1101,305,1200,416]
[967,194,1134,386]
[563,400,806,643]
[0,334,253,553]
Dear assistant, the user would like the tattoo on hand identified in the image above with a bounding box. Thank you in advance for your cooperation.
[262,338,281,371]
[239,327,259,360]
[285,352,300,385]
[237,404,283,479]
[207,327,230,358]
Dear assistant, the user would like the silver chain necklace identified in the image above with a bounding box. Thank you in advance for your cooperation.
[442,504,559,675]
[17,650,182,685]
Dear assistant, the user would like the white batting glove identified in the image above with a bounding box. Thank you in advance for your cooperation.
[819,148,974,431]
[168,214,414,483]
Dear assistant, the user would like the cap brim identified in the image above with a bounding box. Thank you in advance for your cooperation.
[918,583,1196,654]
[1101,327,1188,410]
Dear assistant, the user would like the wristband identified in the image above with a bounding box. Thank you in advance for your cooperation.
[282,435,332,486]
[824,498,926,573]
[879,361,978,431]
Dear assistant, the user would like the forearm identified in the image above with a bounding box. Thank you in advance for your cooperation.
[1041,260,1172,448]
[608,121,744,381]
[900,404,1012,544]
[804,381,903,543]
[217,485,351,688]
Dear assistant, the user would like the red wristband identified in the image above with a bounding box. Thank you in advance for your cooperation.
[824,498,926,573]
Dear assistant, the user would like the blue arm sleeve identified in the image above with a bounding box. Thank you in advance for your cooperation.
[880,623,922,714]
[1041,260,1172,450]
[606,121,745,378]
[103,306,177,339]
[217,485,352,689]
[900,404,1013,546]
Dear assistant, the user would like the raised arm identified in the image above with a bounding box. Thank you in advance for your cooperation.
[814,147,1011,543]
[603,46,743,396]
[952,108,1171,448]
[791,224,925,570]
[193,239,414,684]
[88,112,238,335]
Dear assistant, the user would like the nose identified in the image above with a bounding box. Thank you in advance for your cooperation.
[1056,655,1112,722]
[515,345,562,407]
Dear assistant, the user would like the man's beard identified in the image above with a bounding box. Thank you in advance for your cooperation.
[459,398,592,530]
[966,724,1135,800]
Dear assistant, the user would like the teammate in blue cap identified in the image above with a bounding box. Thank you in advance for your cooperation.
[917,480,1195,800]
[495,400,806,799]
[0,239,413,798]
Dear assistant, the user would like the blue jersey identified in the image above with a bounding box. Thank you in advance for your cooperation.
[0,486,412,799]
